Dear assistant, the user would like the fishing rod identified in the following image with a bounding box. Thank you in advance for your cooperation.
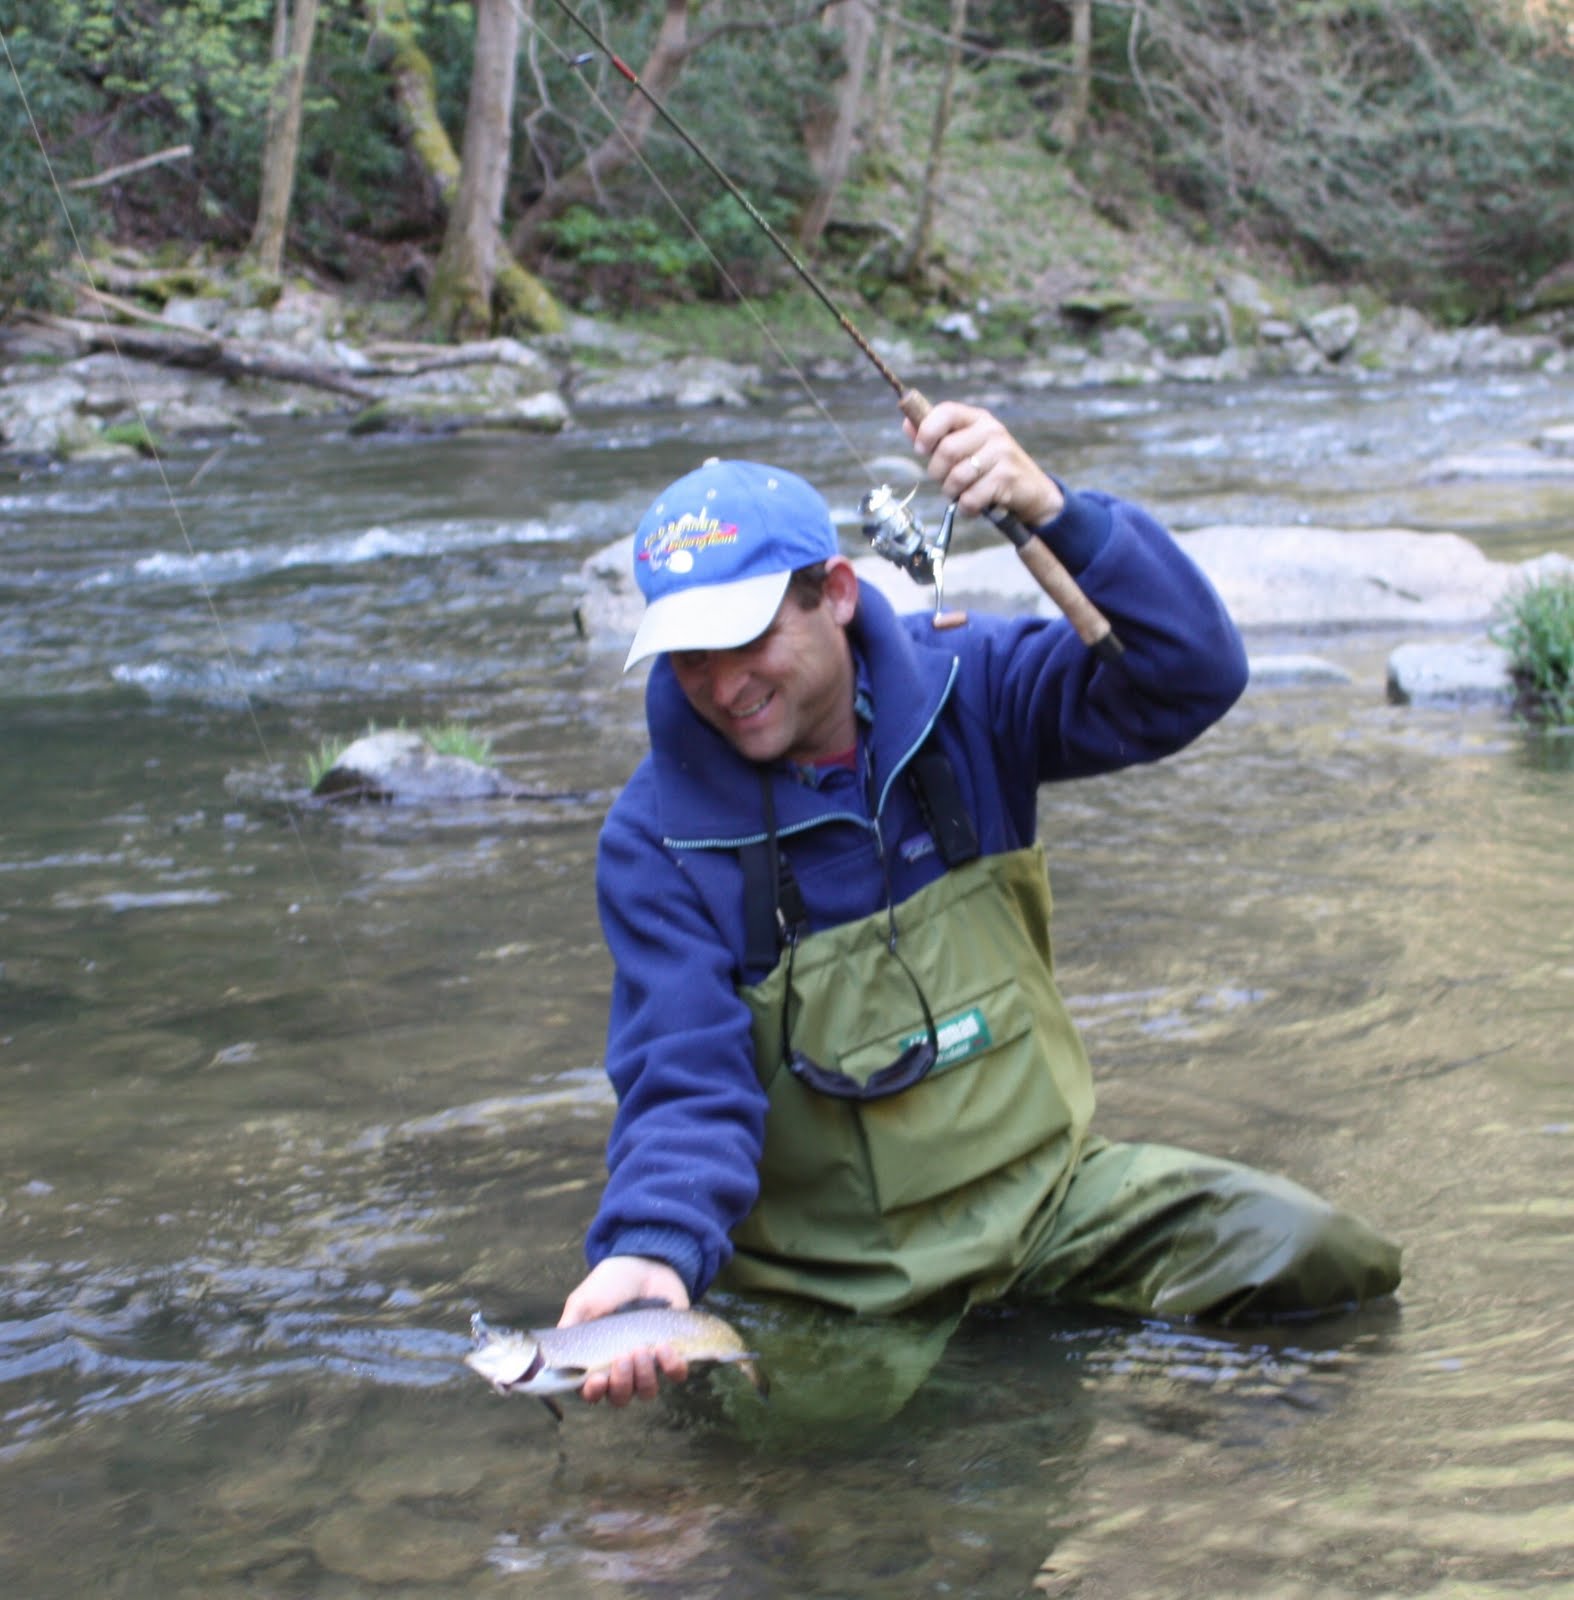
[541,0,1124,662]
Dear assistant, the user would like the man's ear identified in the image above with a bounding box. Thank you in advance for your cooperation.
[823,556,860,626]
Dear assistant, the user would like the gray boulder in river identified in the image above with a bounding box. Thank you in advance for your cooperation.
[575,522,1573,712]
[311,730,522,804]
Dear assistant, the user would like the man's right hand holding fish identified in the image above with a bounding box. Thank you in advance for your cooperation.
[558,1253,692,1405]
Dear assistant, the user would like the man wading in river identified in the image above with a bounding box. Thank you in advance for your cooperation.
[559,401,1402,1407]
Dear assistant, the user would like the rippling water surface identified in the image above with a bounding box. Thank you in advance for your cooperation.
[2,370,1571,1597]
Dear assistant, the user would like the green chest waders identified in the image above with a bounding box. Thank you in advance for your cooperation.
[721,843,1096,1316]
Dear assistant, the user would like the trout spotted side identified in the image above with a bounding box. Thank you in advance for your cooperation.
[465,1300,768,1418]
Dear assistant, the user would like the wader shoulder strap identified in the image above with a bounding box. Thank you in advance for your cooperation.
[742,773,806,971]
[907,745,980,869]
[741,744,976,967]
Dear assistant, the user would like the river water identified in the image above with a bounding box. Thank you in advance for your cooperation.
[2,369,1571,1598]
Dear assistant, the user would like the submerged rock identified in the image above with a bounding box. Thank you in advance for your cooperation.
[572,532,643,650]
[348,387,569,436]
[310,1503,480,1585]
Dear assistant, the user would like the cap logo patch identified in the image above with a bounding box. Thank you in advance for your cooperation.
[639,511,740,575]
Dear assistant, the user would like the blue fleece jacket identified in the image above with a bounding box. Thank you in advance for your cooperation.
[586,491,1248,1299]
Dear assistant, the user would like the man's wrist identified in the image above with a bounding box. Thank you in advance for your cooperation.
[600,1226,704,1300]
[1029,485,1112,576]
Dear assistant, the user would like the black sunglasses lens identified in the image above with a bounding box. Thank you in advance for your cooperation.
[778,904,941,1102]
[787,1033,938,1102]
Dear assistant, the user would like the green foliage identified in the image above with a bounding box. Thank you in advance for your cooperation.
[520,4,822,308]
[0,10,95,312]
[542,187,803,309]
[547,207,693,281]
[305,734,350,790]
[615,286,886,364]
[62,0,277,128]
[1493,575,1574,726]
[0,1,285,295]
[6,0,1570,323]
[422,722,493,763]
[0,0,475,297]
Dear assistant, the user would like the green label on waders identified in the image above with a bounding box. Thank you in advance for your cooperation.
[902,1004,994,1073]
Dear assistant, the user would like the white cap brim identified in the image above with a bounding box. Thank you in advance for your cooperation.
[623,570,792,671]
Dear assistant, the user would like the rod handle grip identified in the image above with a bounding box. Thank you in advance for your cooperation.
[897,388,1124,661]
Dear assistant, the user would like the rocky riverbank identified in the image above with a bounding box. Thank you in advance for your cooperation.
[1,259,1570,466]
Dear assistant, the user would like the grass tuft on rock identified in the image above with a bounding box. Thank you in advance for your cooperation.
[1493,575,1574,726]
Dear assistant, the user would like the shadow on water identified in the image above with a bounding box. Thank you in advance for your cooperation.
[2,372,1572,1597]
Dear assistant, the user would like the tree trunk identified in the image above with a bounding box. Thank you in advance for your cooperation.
[508,0,692,259]
[368,1,460,201]
[1050,0,1093,151]
[797,1,876,254]
[246,0,322,277]
[367,0,561,335]
[898,0,968,283]
[430,0,521,339]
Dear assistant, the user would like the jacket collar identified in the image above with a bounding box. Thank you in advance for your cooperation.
[645,581,958,848]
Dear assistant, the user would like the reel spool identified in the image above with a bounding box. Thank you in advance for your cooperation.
[859,485,964,628]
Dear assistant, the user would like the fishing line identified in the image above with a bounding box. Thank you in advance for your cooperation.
[514,0,878,477]
[541,0,908,397]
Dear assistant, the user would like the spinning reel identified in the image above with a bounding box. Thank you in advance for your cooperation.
[858,484,962,628]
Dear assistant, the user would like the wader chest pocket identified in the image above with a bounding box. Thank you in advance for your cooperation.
[835,977,1075,1213]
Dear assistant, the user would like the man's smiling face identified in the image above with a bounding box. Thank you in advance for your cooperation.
[668,558,859,765]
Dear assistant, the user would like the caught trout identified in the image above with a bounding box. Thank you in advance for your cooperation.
[465,1300,768,1419]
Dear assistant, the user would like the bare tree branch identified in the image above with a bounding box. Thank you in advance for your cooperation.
[65,144,193,191]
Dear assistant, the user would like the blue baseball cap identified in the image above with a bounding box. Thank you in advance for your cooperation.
[624,459,839,671]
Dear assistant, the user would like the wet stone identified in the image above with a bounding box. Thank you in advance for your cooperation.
[214,1451,324,1519]
[1248,653,1354,687]
[1536,421,1574,457]
[310,1503,482,1586]
[174,1527,313,1585]
[349,1448,487,1507]
[312,730,521,803]
[1386,636,1512,706]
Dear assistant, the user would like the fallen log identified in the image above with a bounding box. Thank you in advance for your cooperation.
[78,260,225,303]
[22,310,376,403]
[357,336,546,377]
[62,279,225,340]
